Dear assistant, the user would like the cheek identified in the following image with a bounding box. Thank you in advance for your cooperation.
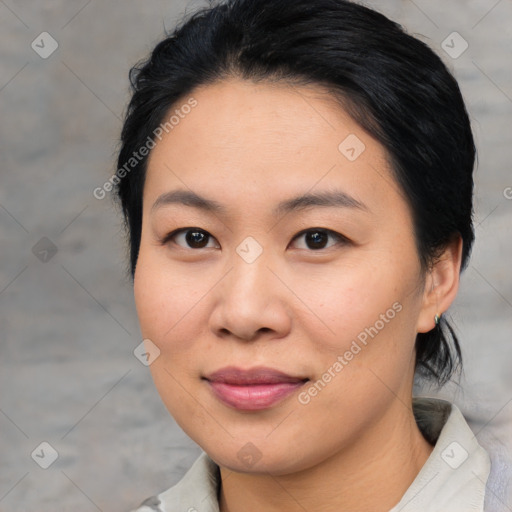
[133,257,210,420]
[133,255,209,355]
[290,257,411,350]
[290,254,423,406]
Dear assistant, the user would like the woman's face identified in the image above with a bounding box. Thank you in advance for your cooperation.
[134,78,432,474]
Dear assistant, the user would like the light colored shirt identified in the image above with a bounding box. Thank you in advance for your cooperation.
[131,397,492,512]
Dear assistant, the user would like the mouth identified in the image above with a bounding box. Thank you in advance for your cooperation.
[203,366,309,411]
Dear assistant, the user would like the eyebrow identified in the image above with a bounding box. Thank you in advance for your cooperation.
[151,189,368,217]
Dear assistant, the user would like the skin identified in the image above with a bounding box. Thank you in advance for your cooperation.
[133,77,463,511]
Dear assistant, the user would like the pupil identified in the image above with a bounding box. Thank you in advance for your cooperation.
[187,230,207,248]
[307,231,327,249]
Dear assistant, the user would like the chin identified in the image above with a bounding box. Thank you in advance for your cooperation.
[201,438,319,476]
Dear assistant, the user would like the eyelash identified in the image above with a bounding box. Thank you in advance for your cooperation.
[159,227,350,252]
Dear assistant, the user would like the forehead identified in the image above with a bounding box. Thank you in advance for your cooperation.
[144,78,400,216]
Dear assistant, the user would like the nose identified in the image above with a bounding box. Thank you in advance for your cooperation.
[208,249,292,342]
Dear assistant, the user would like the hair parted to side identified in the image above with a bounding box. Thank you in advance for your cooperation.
[114,0,475,387]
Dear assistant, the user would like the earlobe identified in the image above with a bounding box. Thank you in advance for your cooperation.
[416,236,463,333]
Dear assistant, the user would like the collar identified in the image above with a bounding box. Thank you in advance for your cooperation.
[389,397,491,511]
[133,397,491,512]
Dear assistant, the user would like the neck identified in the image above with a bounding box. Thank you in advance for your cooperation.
[218,399,433,512]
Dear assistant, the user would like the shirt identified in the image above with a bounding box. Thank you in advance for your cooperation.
[131,397,492,512]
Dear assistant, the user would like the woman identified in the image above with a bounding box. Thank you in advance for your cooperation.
[114,0,494,510]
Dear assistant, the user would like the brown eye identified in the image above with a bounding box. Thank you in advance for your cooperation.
[184,229,209,248]
[162,228,219,249]
[292,228,348,251]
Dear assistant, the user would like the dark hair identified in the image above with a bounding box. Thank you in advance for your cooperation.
[114,0,475,386]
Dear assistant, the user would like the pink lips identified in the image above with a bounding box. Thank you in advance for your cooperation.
[204,366,308,411]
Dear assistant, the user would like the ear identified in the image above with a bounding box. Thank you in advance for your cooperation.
[416,236,463,333]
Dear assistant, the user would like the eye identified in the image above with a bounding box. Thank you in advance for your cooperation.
[161,227,349,252]
[290,228,349,251]
[161,228,219,249]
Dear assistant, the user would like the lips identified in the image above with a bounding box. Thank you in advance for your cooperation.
[204,366,308,411]
[205,366,307,385]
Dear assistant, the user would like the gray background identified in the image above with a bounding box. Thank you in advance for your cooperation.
[0,0,511,510]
